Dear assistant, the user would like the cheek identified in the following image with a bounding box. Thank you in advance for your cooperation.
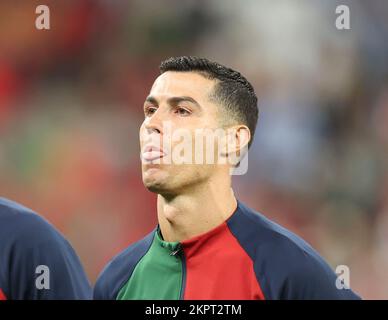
[139,123,147,145]
[139,120,146,133]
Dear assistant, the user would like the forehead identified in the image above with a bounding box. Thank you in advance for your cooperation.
[149,71,215,101]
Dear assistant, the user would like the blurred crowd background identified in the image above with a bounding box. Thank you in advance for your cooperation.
[0,0,387,299]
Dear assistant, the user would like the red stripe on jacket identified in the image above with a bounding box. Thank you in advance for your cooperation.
[182,222,265,300]
[0,289,7,300]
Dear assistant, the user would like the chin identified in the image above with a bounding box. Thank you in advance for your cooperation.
[143,180,175,195]
[142,168,169,192]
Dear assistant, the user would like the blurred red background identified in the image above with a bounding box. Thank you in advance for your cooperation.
[0,0,387,299]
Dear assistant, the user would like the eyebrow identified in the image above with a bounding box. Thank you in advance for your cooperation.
[145,96,202,110]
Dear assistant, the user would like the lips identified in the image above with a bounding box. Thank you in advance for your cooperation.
[142,145,166,162]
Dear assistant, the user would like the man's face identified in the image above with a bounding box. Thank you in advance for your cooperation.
[139,71,224,195]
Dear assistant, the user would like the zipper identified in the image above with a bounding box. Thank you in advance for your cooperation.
[169,243,187,300]
[179,247,186,300]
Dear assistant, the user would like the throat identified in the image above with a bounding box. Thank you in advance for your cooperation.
[157,192,237,243]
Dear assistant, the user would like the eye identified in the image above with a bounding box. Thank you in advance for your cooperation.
[175,107,191,116]
[144,106,157,116]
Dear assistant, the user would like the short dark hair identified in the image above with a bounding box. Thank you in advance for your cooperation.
[159,56,258,148]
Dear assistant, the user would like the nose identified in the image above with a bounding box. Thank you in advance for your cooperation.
[145,122,161,134]
[143,109,164,135]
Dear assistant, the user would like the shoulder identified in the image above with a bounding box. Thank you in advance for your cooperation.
[227,200,322,262]
[0,197,64,247]
[0,197,92,299]
[227,201,361,299]
[93,229,156,300]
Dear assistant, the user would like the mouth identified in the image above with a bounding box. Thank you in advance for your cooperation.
[141,145,166,162]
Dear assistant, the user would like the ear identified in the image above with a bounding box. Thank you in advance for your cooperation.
[219,125,250,164]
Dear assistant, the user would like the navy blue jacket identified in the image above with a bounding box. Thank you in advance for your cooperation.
[0,198,91,299]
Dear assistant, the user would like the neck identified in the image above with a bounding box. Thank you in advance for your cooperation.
[157,175,237,242]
